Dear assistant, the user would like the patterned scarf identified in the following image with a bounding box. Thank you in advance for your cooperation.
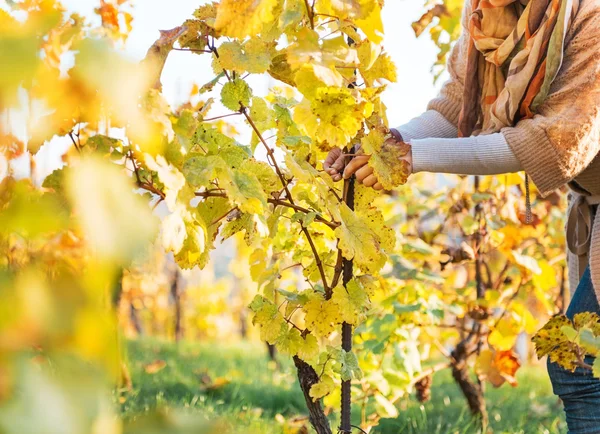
[458,0,580,137]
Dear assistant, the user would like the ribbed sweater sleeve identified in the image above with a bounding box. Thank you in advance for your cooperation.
[410,133,522,175]
[394,110,458,141]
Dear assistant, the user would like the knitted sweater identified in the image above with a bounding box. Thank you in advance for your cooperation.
[404,0,600,301]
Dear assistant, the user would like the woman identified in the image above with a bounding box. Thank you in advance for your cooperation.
[324,0,600,431]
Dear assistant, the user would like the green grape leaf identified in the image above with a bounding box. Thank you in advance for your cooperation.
[249,295,286,344]
[220,169,268,214]
[340,350,363,382]
[240,159,280,194]
[594,357,600,379]
[220,78,252,111]
[275,327,303,356]
[182,155,225,188]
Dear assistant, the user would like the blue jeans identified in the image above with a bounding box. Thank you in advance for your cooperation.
[547,266,600,433]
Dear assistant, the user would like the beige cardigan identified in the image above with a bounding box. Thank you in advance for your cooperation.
[427,0,600,301]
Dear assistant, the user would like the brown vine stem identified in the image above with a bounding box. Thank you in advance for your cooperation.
[202,112,242,122]
[240,106,331,294]
[192,192,339,231]
[303,0,315,29]
[211,36,331,292]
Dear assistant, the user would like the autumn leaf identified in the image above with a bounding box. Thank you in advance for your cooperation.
[304,293,341,338]
[334,203,386,274]
[475,349,521,388]
[368,139,411,190]
[214,0,280,39]
[144,360,167,374]
[309,374,335,401]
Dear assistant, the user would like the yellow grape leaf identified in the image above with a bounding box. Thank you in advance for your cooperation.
[297,334,320,361]
[294,64,343,99]
[309,374,335,402]
[173,211,208,270]
[216,40,273,74]
[214,0,280,39]
[214,41,245,71]
[334,203,386,274]
[532,315,572,358]
[532,261,557,291]
[354,0,384,44]
[144,360,167,374]
[268,52,296,86]
[307,87,364,150]
[475,349,520,388]
[360,127,386,154]
[360,52,397,86]
[183,197,230,270]
[354,183,396,252]
[488,317,520,351]
[304,293,341,338]
[356,39,382,71]
[249,97,276,132]
[368,140,411,190]
[532,315,580,371]
[573,312,600,330]
[331,280,369,325]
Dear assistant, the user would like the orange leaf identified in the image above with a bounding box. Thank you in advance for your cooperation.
[144,359,167,374]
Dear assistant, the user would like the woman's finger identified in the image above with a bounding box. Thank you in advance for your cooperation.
[323,148,342,173]
[362,174,378,187]
[355,165,374,183]
[373,183,384,191]
[343,155,370,179]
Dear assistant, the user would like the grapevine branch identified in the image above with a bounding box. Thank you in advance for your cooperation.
[206,38,332,294]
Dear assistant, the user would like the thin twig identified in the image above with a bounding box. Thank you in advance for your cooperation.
[172,47,212,53]
[202,112,242,122]
[303,0,315,29]
[68,131,81,153]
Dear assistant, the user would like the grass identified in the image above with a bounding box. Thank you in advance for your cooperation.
[122,338,566,433]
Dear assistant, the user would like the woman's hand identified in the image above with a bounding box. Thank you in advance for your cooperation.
[343,154,384,190]
[323,147,346,182]
[323,136,413,191]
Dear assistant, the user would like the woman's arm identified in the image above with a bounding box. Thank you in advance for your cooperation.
[410,133,522,175]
